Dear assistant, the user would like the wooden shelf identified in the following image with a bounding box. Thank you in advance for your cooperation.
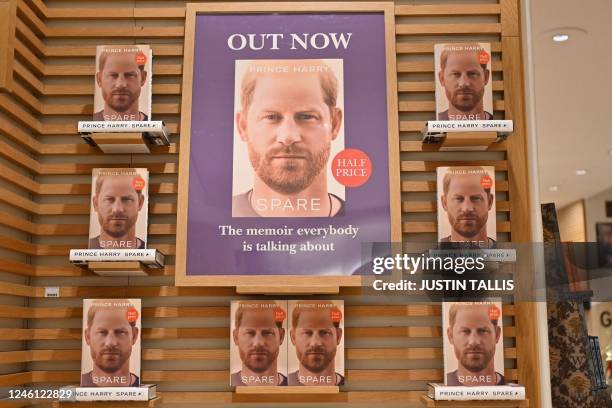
[440,131,498,151]
[235,285,340,295]
[420,395,528,407]
[53,396,161,408]
[88,261,150,277]
[89,132,151,154]
[235,386,339,394]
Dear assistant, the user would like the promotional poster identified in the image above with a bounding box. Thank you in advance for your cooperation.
[94,45,152,121]
[287,300,344,386]
[437,166,496,247]
[434,43,493,121]
[181,13,394,277]
[442,300,505,386]
[89,168,149,250]
[230,300,288,387]
[81,299,142,387]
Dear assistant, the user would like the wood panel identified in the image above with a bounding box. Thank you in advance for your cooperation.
[0,1,542,407]
[0,0,16,91]
[557,199,587,242]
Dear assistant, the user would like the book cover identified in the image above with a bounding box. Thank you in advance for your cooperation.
[442,300,504,386]
[437,166,496,248]
[287,300,344,386]
[81,299,142,387]
[231,59,345,218]
[434,43,493,121]
[230,300,288,386]
[89,168,149,250]
[94,45,152,121]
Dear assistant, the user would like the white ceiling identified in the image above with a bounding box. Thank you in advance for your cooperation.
[530,0,612,208]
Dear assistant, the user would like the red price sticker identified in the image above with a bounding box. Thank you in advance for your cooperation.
[331,149,372,188]
[133,177,145,191]
[273,307,286,323]
[126,307,139,323]
[478,50,490,65]
[135,52,147,65]
[488,305,501,321]
[480,174,493,190]
[330,308,342,323]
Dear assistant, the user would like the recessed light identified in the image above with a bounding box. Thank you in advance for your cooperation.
[609,149,612,156]
[575,169,587,176]
[548,185,559,192]
[553,34,569,42]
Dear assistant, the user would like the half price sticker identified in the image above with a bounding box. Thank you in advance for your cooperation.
[126,307,139,323]
[331,149,372,188]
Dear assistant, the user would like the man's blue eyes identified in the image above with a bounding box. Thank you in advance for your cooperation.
[453,196,484,202]
[244,331,274,336]
[261,113,319,121]
[451,72,480,78]
[107,73,138,79]
[104,197,135,203]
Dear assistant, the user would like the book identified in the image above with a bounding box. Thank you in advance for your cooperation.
[60,385,155,401]
[94,45,152,122]
[434,43,493,121]
[230,300,288,387]
[69,249,165,268]
[442,300,504,386]
[78,120,170,147]
[427,383,525,401]
[89,168,149,250]
[287,300,344,386]
[437,166,496,248]
[81,299,142,387]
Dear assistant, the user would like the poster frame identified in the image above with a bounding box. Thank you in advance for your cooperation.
[176,2,401,289]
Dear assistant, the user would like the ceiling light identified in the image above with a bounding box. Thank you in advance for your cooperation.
[548,185,559,192]
[575,169,587,176]
[609,149,612,156]
[553,34,569,42]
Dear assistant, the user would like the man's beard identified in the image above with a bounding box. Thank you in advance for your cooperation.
[448,211,487,238]
[103,88,137,112]
[458,346,495,373]
[93,347,129,374]
[241,347,277,373]
[298,346,335,373]
[449,87,485,112]
[248,144,330,195]
[99,213,137,238]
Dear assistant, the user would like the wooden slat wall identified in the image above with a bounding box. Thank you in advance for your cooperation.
[0,0,542,407]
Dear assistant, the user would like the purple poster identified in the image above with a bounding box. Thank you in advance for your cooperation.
[182,12,394,277]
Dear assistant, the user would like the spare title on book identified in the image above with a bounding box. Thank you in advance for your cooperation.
[443,300,505,386]
[94,45,152,121]
[434,43,493,121]
[437,166,496,248]
[81,299,142,387]
[89,168,149,250]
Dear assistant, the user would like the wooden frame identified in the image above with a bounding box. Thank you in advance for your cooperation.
[176,2,401,290]
[0,0,16,92]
